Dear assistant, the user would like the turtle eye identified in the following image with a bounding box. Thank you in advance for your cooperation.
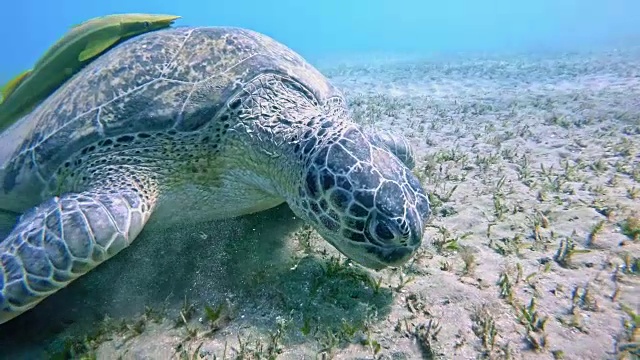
[143,21,151,28]
[366,215,399,247]
[375,221,395,241]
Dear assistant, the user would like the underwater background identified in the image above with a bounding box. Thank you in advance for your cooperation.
[1,0,639,82]
[1,1,640,359]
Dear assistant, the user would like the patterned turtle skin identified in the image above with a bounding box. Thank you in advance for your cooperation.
[0,26,431,325]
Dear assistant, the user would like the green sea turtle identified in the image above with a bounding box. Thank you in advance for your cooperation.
[0,13,181,131]
[0,26,431,325]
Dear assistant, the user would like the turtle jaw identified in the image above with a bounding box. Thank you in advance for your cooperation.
[319,229,421,270]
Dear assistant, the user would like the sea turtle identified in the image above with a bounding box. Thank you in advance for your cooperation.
[0,26,431,325]
[0,13,181,131]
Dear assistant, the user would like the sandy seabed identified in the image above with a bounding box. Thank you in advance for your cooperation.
[1,46,639,360]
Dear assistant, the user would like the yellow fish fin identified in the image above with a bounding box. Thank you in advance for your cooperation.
[0,69,32,103]
[78,35,120,62]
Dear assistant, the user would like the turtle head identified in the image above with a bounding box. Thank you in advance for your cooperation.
[291,125,431,270]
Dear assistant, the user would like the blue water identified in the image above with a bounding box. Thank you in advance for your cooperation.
[1,0,639,82]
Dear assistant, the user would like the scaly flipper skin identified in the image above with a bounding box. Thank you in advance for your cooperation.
[0,186,154,324]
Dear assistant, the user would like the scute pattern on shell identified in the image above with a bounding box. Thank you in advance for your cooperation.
[0,27,341,209]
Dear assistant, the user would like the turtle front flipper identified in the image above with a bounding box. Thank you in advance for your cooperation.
[0,187,155,325]
[371,131,416,170]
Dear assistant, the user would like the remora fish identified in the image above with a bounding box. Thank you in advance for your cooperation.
[0,13,180,131]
